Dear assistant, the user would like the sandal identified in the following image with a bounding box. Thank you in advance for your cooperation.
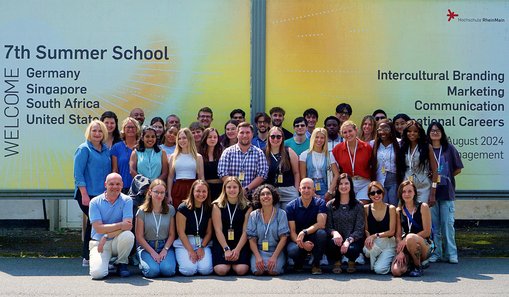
[347,261,356,273]
[332,261,342,274]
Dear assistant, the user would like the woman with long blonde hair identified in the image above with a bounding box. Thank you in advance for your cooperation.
[299,127,339,200]
[167,128,205,208]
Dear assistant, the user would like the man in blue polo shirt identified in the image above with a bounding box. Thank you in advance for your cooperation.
[286,178,328,275]
[89,173,135,279]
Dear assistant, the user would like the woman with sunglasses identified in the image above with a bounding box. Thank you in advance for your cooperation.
[326,173,365,274]
[391,180,432,277]
[299,127,339,200]
[136,179,176,278]
[371,119,402,206]
[265,126,300,209]
[363,181,396,274]
[396,120,438,205]
[427,122,463,264]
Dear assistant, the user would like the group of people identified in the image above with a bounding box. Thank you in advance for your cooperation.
[74,103,463,279]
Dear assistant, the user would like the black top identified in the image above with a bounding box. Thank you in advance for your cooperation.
[367,205,390,235]
[177,203,211,238]
[216,202,249,246]
[204,160,220,180]
[400,202,425,238]
[266,148,294,187]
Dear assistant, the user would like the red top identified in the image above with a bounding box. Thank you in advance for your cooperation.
[332,139,373,179]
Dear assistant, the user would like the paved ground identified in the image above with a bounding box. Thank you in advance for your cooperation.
[1,257,507,296]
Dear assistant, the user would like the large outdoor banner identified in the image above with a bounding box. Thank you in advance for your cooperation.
[1,0,251,189]
[266,0,508,190]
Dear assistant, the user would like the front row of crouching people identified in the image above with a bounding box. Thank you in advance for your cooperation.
[88,173,433,279]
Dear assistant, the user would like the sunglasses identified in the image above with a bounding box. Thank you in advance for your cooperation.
[375,116,386,121]
[368,189,383,196]
[270,135,283,140]
[294,123,306,128]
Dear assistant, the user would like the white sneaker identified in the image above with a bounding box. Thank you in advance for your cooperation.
[320,255,329,266]
[307,255,314,265]
[82,258,89,267]
[342,255,348,264]
[355,254,365,265]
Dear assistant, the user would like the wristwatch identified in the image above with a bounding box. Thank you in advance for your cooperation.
[103,234,108,239]
[303,229,308,235]
[223,246,231,252]
[164,246,170,251]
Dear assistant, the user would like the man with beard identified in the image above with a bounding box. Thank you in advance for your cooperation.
[130,108,145,126]
[218,122,269,197]
[252,112,271,150]
[269,107,293,140]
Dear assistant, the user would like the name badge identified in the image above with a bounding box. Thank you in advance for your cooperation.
[262,240,269,251]
[437,175,441,184]
[408,175,414,182]
[228,229,235,241]
[381,166,386,174]
[238,171,245,181]
[195,236,201,247]
[277,174,283,184]
[315,182,321,191]
[155,240,159,251]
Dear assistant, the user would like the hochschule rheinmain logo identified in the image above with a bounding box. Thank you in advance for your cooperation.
[447,8,505,23]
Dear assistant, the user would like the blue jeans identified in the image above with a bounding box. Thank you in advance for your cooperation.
[326,237,363,262]
[137,239,176,278]
[383,172,398,207]
[431,200,458,261]
[287,229,327,266]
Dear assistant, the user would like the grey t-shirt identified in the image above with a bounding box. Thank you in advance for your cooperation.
[136,205,176,241]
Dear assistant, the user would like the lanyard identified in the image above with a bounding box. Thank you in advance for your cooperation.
[433,146,442,171]
[404,206,415,233]
[151,212,162,240]
[194,207,204,236]
[226,202,238,229]
[347,140,358,176]
[240,147,251,170]
[407,145,418,174]
[262,207,275,240]
[311,151,325,176]
[271,152,282,173]
[380,144,393,172]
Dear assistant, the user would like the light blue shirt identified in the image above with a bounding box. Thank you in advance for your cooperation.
[73,141,111,196]
[89,193,133,241]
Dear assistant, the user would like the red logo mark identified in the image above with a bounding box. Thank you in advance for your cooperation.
[447,9,458,22]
